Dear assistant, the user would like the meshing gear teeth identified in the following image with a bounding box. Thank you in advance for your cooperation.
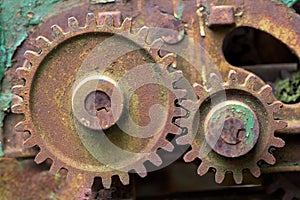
[11,12,186,189]
[176,69,287,184]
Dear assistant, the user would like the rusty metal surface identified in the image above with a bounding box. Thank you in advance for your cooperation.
[2,0,300,199]
[176,69,286,184]
[10,10,186,190]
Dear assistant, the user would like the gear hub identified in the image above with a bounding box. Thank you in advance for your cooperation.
[72,75,124,130]
[204,100,259,158]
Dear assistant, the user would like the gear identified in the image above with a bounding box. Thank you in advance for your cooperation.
[176,69,287,184]
[11,12,186,188]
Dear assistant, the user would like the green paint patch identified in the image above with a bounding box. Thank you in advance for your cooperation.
[0,0,63,127]
[272,0,297,7]
[174,1,185,20]
[274,72,300,104]
[0,142,4,157]
[230,104,255,146]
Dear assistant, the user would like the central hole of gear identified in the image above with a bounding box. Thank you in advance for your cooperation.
[85,91,111,115]
[221,117,246,145]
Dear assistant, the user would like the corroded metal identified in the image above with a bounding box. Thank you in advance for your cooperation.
[3,0,300,198]
[208,6,235,28]
[72,75,124,130]
[11,12,185,189]
[176,69,286,184]
[204,100,259,158]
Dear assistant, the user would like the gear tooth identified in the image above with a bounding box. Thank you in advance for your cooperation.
[135,164,148,178]
[259,85,274,104]
[103,15,114,26]
[83,174,95,188]
[150,38,164,52]
[11,104,25,114]
[15,121,26,132]
[183,150,199,163]
[24,137,37,148]
[97,12,114,26]
[24,50,39,62]
[272,136,285,148]
[102,176,112,189]
[35,36,51,49]
[215,170,226,184]
[263,153,276,165]
[12,85,25,96]
[180,99,198,112]
[49,161,62,175]
[174,89,187,99]
[249,165,261,178]
[160,140,174,152]
[228,70,238,86]
[176,134,192,145]
[193,83,207,98]
[34,151,48,164]
[120,18,132,31]
[51,24,64,40]
[11,94,23,107]
[16,67,30,79]
[119,173,130,185]
[66,171,76,183]
[136,26,149,44]
[233,171,243,184]
[244,74,257,89]
[197,161,210,176]
[85,13,96,28]
[275,120,288,130]
[174,117,190,128]
[160,54,176,68]
[68,16,80,32]
[169,70,183,82]
[174,107,187,118]
[270,101,283,113]
[169,123,181,135]
[208,73,222,90]
[148,153,163,167]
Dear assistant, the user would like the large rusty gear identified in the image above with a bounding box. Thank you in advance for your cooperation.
[11,12,186,189]
[176,69,287,184]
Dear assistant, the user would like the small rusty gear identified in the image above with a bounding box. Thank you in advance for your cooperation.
[11,12,186,188]
[176,69,287,184]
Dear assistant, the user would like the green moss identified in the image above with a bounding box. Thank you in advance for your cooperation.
[0,0,63,127]
[274,72,300,104]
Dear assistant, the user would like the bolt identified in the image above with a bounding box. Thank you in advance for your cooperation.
[204,100,259,158]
